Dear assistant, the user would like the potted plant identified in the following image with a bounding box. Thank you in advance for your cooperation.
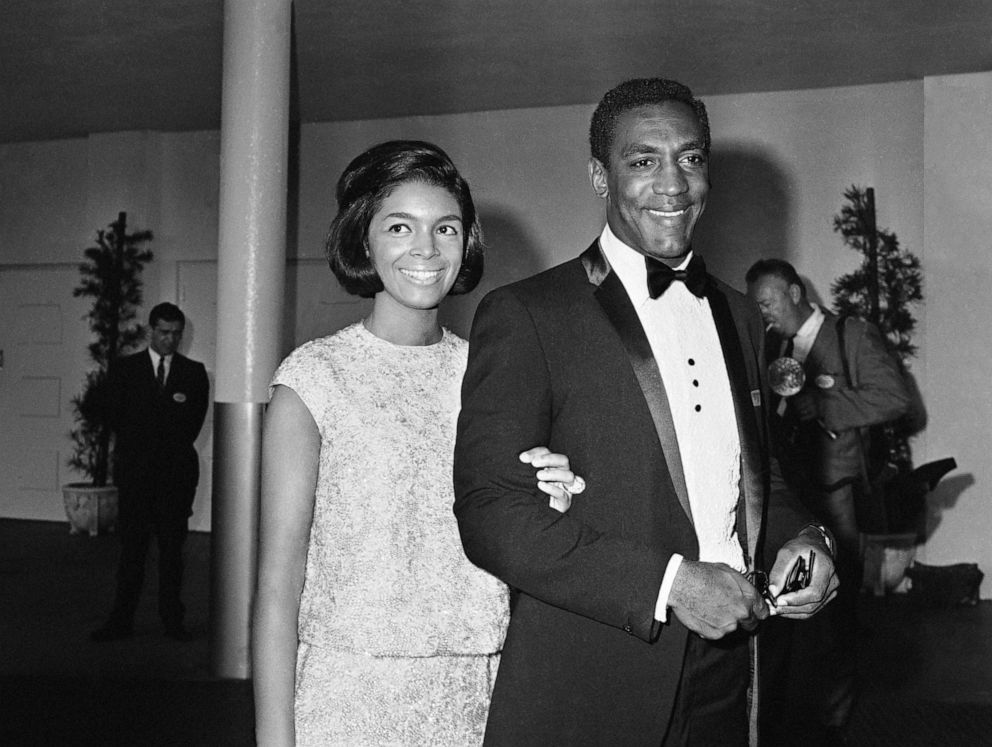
[62,212,153,536]
[831,185,924,476]
[831,186,955,593]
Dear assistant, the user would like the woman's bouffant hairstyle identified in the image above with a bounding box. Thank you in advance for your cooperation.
[326,140,485,298]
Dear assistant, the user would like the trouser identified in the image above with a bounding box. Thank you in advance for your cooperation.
[108,485,191,629]
[760,482,861,743]
[663,630,751,746]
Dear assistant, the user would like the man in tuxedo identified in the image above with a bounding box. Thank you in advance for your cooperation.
[454,78,839,746]
[91,303,209,642]
[746,258,911,742]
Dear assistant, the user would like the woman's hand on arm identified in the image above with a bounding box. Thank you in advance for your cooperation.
[253,385,320,746]
[519,446,586,513]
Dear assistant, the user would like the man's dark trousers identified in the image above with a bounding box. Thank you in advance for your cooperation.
[109,479,193,631]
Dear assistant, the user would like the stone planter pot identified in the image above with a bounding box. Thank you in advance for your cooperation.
[861,532,917,596]
[61,483,118,537]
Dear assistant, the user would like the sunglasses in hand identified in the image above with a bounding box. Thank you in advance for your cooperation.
[746,551,815,607]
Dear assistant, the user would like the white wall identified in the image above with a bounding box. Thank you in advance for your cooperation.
[0,137,90,263]
[916,72,992,576]
[0,76,987,594]
[701,81,924,298]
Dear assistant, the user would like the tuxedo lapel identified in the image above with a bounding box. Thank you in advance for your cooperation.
[582,242,694,527]
[705,284,763,565]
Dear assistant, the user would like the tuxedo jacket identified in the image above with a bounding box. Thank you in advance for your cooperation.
[107,349,209,515]
[454,242,810,745]
[769,312,911,490]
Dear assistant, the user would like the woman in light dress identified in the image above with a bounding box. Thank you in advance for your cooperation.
[252,140,580,746]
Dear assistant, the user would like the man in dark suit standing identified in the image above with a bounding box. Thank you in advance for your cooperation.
[91,302,209,642]
[454,78,838,745]
[746,258,911,743]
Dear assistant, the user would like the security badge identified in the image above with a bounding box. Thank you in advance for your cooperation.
[750,389,761,407]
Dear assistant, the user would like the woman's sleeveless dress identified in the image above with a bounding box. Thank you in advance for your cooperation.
[270,323,509,746]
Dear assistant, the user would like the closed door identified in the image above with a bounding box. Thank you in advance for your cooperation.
[0,265,91,521]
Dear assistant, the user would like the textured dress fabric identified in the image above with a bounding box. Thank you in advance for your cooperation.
[270,322,509,746]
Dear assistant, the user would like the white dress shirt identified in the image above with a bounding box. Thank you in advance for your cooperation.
[599,225,746,622]
[789,303,826,364]
[149,348,172,384]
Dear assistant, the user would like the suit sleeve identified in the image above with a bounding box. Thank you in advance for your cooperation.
[454,289,667,642]
[182,361,210,445]
[816,321,911,432]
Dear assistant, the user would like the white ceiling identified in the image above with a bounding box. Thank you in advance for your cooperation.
[2,0,991,144]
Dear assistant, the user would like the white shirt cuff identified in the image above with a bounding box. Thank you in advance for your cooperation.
[654,553,684,623]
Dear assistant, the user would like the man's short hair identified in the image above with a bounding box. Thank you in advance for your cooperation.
[149,302,186,328]
[745,258,807,297]
[325,140,485,299]
[589,78,711,167]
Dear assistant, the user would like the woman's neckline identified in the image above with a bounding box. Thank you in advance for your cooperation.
[358,318,448,349]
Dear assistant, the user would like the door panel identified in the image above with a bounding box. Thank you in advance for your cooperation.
[0,265,90,521]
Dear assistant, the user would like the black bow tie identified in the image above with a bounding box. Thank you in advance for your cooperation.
[645,254,709,299]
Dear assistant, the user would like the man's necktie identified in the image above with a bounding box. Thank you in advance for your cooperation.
[156,357,166,389]
[645,254,709,299]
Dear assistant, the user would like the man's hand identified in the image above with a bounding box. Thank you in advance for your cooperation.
[767,532,839,618]
[668,560,769,639]
[519,446,585,513]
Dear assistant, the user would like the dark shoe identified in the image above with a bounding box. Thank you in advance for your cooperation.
[164,625,193,642]
[90,624,133,642]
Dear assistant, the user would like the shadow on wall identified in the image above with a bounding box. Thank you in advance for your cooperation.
[925,472,975,541]
[800,277,830,308]
[439,202,549,338]
[693,144,794,291]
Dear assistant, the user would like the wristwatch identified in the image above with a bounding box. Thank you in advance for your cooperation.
[801,523,836,557]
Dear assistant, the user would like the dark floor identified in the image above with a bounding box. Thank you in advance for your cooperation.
[0,519,251,747]
[2,518,991,746]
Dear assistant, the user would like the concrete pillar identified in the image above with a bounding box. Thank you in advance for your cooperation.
[210,0,291,679]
